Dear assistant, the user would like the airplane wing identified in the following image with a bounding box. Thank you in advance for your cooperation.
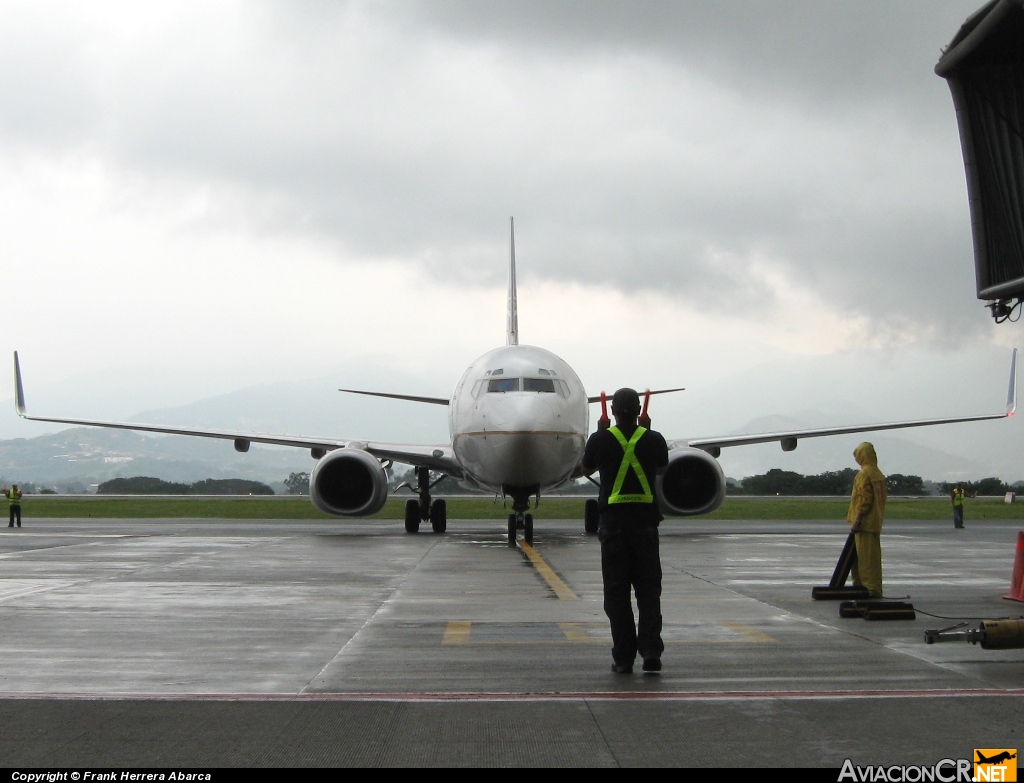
[12,352,463,476]
[338,389,450,405]
[673,349,1017,456]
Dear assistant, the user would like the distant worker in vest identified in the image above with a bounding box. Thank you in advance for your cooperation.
[3,484,22,528]
[950,483,975,529]
[847,443,887,598]
[581,387,669,674]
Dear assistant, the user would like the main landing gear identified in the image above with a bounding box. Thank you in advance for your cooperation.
[403,466,447,534]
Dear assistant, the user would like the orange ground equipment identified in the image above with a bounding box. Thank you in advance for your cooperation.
[1003,530,1024,603]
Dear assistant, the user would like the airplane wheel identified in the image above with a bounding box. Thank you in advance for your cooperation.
[507,514,517,546]
[430,499,447,533]
[524,513,534,543]
[584,499,599,534]
[404,499,420,533]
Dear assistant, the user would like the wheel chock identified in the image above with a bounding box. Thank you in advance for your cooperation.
[839,600,914,619]
[839,602,866,618]
[812,586,870,601]
[863,605,916,621]
[812,533,864,599]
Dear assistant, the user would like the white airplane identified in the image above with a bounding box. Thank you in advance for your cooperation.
[12,220,1018,546]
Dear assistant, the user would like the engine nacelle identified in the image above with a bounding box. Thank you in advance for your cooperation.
[657,447,726,517]
[310,448,388,517]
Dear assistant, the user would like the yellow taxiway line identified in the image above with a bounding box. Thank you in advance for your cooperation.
[518,540,578,601]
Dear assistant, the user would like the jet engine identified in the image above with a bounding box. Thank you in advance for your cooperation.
[310,447,388,517]
[657,447,726,517]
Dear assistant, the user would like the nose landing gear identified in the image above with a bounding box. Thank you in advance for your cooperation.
[504,486,538,546]
[506,511,534,546]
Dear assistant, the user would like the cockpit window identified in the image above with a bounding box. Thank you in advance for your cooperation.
[523,378,556,393]
[487,378,519,393]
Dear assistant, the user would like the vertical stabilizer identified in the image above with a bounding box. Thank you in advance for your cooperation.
[507,217,519,346]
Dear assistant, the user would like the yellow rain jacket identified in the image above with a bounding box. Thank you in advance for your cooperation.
[846,442,887,533]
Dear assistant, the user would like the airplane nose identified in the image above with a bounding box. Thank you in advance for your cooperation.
[453,393,585,489]
[491,397,583,485]
[503,396,563,432]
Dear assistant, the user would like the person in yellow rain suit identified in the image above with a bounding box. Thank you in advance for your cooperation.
[847,442,887,598]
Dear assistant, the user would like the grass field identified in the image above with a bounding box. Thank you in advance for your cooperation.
[9,495,1024,520]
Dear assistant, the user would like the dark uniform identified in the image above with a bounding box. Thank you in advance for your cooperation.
[582,400,669,673]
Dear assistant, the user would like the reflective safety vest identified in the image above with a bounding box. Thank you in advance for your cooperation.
[952,488,965,506]
[606,426,654,505]
[6,489,21,506]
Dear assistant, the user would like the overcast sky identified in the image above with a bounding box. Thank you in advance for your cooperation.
[2,0,1021,482]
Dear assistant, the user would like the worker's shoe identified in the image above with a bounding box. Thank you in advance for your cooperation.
[642,656,662,673]
[610,662,633,674]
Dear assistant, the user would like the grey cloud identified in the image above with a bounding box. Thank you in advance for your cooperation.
[397,0,977,120]
[0,1,993,344]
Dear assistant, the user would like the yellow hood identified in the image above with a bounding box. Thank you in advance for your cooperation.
[854,442,878,467]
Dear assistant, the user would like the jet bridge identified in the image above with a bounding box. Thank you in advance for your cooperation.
[936,0,1024,322]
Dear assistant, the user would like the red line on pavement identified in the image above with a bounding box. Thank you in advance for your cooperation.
[0,689,1022,702]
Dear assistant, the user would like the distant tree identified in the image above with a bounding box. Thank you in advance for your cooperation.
[800,469,858,495]
[739,467,858,496]
[975,476,1010,495]
[98,477,190,495]
[285,472,310,495]
[98,476,274,495]
[940,477,1011,496]
[886,474,925,495]
[741,469,804,495]
[191,479,273,495]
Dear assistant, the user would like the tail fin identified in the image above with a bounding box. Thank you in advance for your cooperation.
[507,217,518,346]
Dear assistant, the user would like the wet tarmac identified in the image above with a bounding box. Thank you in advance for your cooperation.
[0,516,1021,767]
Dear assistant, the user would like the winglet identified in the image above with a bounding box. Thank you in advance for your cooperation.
[506,216,518,346]
[13,351,26,417]
[1007,348,1017,416]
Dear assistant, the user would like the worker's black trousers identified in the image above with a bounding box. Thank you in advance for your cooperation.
[8,507,20,527]
[599,523,664,665]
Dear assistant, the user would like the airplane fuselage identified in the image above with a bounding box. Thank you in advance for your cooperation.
[449,344,588,495]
